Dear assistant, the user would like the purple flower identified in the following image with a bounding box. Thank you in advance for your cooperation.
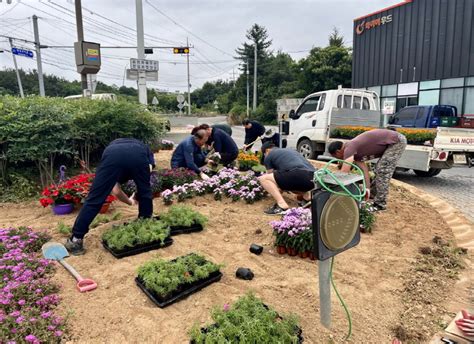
[223,303,230,311]
[54,330,63,337]
[24,335,38,343]
[18,299,26,305]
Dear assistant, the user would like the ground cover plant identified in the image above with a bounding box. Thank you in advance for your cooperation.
[157,168,198,192]
[0,227,67,343]
[160,205,208,228]
[331,126,436,145]
[161,168,266,205]
[137,253,221,299]
[189,293,301,343]
[102,218,170,251]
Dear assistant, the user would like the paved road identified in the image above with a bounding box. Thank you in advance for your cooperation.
[164,116,474,222]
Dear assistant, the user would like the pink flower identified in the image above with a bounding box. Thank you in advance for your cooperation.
[223,303,230,311]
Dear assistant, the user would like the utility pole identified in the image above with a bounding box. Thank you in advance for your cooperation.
[186,37,191,115]
[74,0,88,93]
[246,63,249,117]
[32,15,45,97]
[135,0,147,105]
[9,37,24,98]
[253,43,257,112]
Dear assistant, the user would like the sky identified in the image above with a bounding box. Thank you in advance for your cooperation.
[0,0,397,93]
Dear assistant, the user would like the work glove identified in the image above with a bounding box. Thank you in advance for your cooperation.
[200,172,210,181]
[129,192,138,206]
[456,310,474,336]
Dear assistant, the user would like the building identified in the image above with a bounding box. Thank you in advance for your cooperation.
[352,0,474,116]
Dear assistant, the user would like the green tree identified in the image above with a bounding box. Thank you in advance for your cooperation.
[329,27,345,47]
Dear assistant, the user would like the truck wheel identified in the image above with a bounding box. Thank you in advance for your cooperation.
[297,139,316,159]
[413,168,442,177]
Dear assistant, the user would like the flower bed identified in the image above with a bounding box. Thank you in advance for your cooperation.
[102,219,172,258]
[0,227,66,343]
[330,126,437,145]
[162,168,266,205]
[136,253,222,308]
[189,293,302,343]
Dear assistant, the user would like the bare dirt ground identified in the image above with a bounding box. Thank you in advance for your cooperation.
[0,151,467,343]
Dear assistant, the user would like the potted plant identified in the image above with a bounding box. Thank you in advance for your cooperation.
[136,253,222,308]
[102,218,172,258]
[158,205,207,235]
[270,208,312,259]
[189,293,303,343]
[237,151,260,171]
[40,183,81,215]
[157,168,198,192]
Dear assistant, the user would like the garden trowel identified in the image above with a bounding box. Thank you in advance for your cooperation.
[41,242,97,293]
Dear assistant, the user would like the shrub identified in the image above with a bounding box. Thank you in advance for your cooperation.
[189,293,300,343]
[160,205,208,228]
[330,126,436,145]
[102,218,170,251]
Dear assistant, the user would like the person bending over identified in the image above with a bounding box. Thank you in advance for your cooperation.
[328,128,407,211]
[242,119,265,150]
[65,138,155,255]
[257,142,316,215]
[196,124,238,166]
[171,129,210,179]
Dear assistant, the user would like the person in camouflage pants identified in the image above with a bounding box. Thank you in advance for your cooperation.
[328,129,407,211]
[372,132,407,208]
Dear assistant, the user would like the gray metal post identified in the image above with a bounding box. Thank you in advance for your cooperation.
[253,43,257,112]
[246,63,249,117]
[74,0,88,93]
[135,0,147,105]
[9,38,24,98]
[319,259,332,329]
[32,15,45,97]
[186,37,191,115]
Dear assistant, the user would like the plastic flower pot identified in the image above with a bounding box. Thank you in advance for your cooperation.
[287,247,297,256]
[298,251,309,259]
[99,202,111,214]
[277,246,287,255]
[309,252,316,260]
[52,203,74,215]
[153,192,161,198]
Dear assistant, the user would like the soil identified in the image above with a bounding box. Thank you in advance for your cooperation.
[0,151,466,343]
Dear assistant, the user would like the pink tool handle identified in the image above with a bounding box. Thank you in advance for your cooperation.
[77,278,98,292]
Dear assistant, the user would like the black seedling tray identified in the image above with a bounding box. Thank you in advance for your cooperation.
[136,270,222,308]
[102,236,173,259]
[153,216,204,236]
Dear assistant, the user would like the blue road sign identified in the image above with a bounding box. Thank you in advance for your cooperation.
[12,47,34,58]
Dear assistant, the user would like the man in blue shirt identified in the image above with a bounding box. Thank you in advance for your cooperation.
[171,129,209,176]
[196,124,238,166]
[243,119,265,150]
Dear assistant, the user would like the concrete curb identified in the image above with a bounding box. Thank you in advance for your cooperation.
[390,179,474,252]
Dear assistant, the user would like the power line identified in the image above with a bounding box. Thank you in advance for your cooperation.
[145,0,233,57]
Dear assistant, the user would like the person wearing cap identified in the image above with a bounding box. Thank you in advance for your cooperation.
[171,129,210,179]
[65,138,155,255]
[328,128,407,211]
[194,124,238,167]
[258,142,316,215]
[261,129,281,147]
[242,119,265,150]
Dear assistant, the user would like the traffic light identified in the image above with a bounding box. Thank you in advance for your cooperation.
[173,47,190,54]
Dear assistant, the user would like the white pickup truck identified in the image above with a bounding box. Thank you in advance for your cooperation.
[279,88,474,176]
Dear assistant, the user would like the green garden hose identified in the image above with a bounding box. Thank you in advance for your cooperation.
[313,158,367,340]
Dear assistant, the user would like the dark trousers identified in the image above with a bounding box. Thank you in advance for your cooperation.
[72,142,153,239]
[220,151,238,166]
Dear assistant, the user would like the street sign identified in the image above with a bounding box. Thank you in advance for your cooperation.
[152,96,159,105]
[126,69,159,81]
[130,58,159,72]
[12,47,33,59]
[176,94,185,103]
[177,103,185,109]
